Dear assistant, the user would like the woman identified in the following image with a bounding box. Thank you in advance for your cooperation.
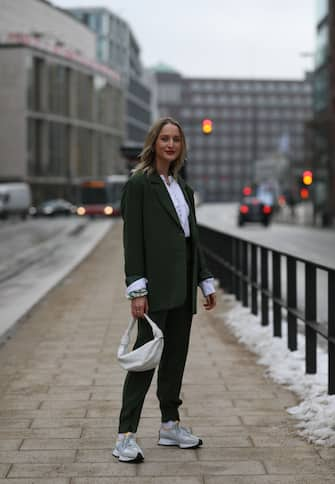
[113,117,216,463]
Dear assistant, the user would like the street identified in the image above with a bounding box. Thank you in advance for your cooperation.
[0,217,112,339]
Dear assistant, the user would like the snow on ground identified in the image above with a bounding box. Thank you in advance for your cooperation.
[0,219,113,340]
[221,294,335,446]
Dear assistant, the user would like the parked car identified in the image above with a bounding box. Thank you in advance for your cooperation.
[238,196,272,227]
[0,182,32,220]
[29,199,76,217]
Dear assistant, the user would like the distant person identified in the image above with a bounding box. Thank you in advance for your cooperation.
[113,116,216,463]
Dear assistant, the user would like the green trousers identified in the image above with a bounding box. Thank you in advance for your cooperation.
[118,243,193,433]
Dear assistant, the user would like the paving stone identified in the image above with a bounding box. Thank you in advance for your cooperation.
[0,440,22,451]
[250,432,312,448]
[137,460,266,476]
[198,446,318,461]
[77,447,197,463]
[0,479,69,484]
[139,435,253,448]
[0,409,86,418]
[0,450,76,464]
[21,439,117,450]
[263,457,335,474]
[204,477,335,484]
[72,478,202,484]
[0,428,81,439]
[318,448,335,459]
[0,465,9,478]
[30,418,117,429]
[233,398,293,410]
[240,415,292,425]
[0,419,31,429]
[8,463,136,478]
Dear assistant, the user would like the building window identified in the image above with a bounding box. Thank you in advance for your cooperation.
[48,122,69,176]
[158,84,181,103]
[76,72,93,121]
[48,63,69,116]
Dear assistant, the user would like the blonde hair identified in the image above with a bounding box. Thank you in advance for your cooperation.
[132,117,187,178]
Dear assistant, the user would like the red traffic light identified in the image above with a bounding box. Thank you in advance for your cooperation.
[302,170,313,186]
[300,187,309,199]
[242,186,252,196]
[202,118,213,134]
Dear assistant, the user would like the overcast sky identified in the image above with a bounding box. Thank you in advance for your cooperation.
[52,0,316,80]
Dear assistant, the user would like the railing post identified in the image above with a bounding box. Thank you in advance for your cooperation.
[241,241,248,307]
[225,234,233,293]
[261,247,269,326]
[232,238,238,297]
[272,251,282,337]
[287,256,297,351]
[329,270,335,395]
[236,240,241,301]
[251,244,258,315]
[305,263,317,374]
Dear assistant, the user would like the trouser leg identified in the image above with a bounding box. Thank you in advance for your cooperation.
[157,239,193,422]
[157,302,193,422]
[118,311,167,433]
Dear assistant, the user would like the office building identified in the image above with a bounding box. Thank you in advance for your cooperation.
[0,0,124,202]
[155,68,312,201]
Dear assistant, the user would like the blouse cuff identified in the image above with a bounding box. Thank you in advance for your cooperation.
[126,277,148,297]
[199,277,215,297]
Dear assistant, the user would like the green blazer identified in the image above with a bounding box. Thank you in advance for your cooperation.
[121,171,212,314]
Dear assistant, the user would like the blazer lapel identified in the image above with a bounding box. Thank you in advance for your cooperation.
[148,172,183,230]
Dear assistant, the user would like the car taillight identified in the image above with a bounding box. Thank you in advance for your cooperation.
[263,205,272,214]
[240,205,249,214]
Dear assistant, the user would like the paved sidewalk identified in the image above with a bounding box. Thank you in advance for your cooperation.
[0,222,334,483]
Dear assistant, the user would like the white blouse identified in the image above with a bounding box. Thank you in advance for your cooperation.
[127,175,215,297]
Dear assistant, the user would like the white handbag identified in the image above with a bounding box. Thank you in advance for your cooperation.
[117,313,164,372]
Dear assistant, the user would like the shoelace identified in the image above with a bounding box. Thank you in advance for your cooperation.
[177,425,194,437]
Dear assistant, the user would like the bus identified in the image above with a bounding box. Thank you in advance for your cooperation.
[76,175,128,217]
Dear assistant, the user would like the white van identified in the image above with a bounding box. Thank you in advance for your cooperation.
[0,182,32,220]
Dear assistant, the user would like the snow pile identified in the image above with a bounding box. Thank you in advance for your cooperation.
[221,295,335,446]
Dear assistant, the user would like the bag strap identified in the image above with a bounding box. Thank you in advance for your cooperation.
[143,313,163,339]
[120,313,163,347]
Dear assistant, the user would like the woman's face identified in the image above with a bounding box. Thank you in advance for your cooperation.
[154,123,182,166]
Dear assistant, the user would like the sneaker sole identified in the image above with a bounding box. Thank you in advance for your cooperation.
[112,450,144,463]
[158,438,203,449]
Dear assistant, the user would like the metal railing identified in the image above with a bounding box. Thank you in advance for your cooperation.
[199,224,335,395]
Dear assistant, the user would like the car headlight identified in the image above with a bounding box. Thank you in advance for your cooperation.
[104,206,113,215]
[77,206,86,216]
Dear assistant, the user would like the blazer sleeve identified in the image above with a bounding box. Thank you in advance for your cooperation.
[121,177,146,287]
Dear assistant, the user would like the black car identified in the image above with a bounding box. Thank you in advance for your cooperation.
[238,196,272,227]
[30,199,76,217]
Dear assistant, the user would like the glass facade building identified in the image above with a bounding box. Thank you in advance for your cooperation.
[0,38,124,203]
[69,7,152,145]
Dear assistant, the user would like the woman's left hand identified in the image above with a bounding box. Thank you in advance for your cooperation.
[203,292,216,310]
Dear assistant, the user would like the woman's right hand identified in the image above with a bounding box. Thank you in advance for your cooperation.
[131,296,149,319]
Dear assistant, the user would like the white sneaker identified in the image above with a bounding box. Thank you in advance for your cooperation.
[158,421,203,449]
[112,433,144,463]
